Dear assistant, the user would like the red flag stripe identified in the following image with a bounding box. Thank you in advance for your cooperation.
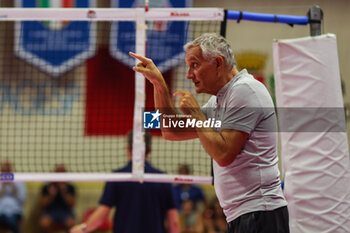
[63,0,73,7]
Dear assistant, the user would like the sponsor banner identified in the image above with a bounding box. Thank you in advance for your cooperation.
[110,0,191,72]
[0,173,14,181]
[15,0,96,77]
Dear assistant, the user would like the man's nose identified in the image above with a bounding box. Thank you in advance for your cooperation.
[186,69,193,80]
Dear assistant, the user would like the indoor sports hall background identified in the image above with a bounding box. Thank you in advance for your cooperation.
[0,0,349,233]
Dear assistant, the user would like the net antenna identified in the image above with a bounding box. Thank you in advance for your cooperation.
[0,7,224,183]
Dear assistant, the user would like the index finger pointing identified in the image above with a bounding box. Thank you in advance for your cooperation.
[129,52,150,65]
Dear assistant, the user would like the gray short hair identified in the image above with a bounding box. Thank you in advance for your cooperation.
[184,33,236,69]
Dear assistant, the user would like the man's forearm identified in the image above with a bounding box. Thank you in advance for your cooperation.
[84,206,110,233]
[167,209,180,233]
[196,129,230,164]
[195,118,248,167]
[153,79,177,114]
[153,81,198,140]
[187,111,230,164]
[70,205,111,233]
[130,52,198,140]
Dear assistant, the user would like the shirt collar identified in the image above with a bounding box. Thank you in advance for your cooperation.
[217,69,248,99]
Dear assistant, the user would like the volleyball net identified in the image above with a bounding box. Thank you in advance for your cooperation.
[0,7,224,183]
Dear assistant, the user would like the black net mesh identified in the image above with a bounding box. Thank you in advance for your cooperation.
[0,18,222,177]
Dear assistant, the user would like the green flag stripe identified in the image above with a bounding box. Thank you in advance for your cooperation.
[39,0,50,27]
[39,0,50,8]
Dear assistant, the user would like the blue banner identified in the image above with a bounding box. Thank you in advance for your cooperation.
[110,0,191,72]
[0,173,14,181]
[15,0,96,77]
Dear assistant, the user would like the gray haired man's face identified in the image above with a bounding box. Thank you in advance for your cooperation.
[185,46,218,95]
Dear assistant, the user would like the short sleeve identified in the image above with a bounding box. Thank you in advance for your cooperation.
[99,182,117,207]
[221,84,263,134]
[201,96,217,119]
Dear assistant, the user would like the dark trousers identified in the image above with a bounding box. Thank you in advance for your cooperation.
[0,214,22,233]
[228,206,290,233]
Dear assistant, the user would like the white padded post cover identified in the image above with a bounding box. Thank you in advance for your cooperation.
[273,34,350,233]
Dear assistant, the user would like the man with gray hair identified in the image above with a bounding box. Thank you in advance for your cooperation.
[130,33,289,233]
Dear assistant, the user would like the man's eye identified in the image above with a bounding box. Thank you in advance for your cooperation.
[192,63,199,69]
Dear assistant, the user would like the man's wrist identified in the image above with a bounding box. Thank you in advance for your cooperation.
[153,77,167,89]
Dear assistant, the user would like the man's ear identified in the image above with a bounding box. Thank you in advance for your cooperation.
[215,56,224,69]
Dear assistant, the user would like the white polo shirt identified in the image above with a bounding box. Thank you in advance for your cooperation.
[202,69,287,222]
